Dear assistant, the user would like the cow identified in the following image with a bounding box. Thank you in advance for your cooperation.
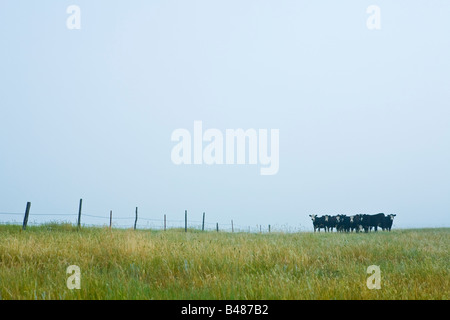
[361,213,385,232]
[336,214,347,232]
[336,214,352,232]
[349,214,363,232]
[324,215,338,232]
[309,214,326,232]
[382,214,396,231]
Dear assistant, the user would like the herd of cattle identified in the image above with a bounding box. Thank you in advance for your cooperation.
[309,213,396,233]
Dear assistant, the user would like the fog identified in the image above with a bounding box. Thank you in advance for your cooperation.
[1,1,449,231]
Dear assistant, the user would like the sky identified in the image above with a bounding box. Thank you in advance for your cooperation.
[0,0,449,231]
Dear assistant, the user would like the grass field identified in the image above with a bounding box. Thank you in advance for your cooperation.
[0,224,448,300]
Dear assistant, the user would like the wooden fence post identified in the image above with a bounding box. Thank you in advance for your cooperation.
[164,214,166,231]
[185,210,187,232]
[134,207,138,230]
[202,212,205,231]
[22,202,31,230]
[77,199,82,229]
[109,210,112,229]
[216,223,219,232]
[231,220,234,233]
[269,224,271,233]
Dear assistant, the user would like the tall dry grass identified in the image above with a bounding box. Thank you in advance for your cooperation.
[0,224,448,299]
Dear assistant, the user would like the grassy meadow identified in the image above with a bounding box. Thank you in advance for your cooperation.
[0,224,448,300]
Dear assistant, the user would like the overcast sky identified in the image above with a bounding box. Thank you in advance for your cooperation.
[0,1,449,231]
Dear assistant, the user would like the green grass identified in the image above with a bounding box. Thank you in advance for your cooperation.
[0,224,448,299]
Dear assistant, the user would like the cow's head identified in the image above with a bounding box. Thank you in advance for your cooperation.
[324,215,329,222]
[336,216,341,223]
[350,216,354,223]
[388,214,396,221]
[309,214,317,222]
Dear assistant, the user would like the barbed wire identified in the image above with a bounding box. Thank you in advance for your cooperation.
[0,212,24,215]
[0,210,282,233]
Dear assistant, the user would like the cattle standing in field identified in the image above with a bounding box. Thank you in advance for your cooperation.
[382,214,396,231]
[335,214,362,232]
[361,213,385,232]
[310,213,396,233]
[309,214,326,232]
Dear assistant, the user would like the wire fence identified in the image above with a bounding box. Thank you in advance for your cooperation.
[0,201,302,233]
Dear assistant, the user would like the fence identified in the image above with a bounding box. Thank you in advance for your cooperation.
[0,199,290,233]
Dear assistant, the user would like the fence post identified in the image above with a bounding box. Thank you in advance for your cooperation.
[134,207,138,230]
[164,214,166,231]
[269,224,271,233]
[77,199,82,229]
[109,210,112,229]
[22,202,31,230]
[202,212,205,231]
[185,210,187,232]
[216,223,219,232]
[231,220,234,233]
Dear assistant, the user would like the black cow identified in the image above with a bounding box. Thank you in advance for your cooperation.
[324,215,338,232]
[336,215,352,232]
[382,214,396,231]
[349,214,363,232]
[309,214,326,232]
[336,215,347,232]
[361,213,385,232]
